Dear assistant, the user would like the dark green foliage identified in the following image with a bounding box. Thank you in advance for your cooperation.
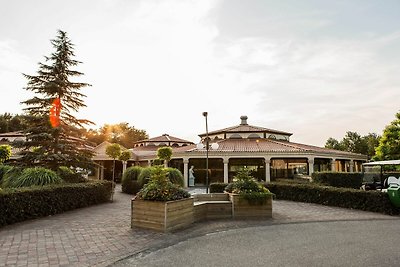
[1,167,24,188]
[264,182,400,215]
[209,182,228,193]
[15,30,94,171]
[0,165,13,183]
[0,181,112,227]
[3,167,62,188]
[151,158,164,166]
[226,168,272,204]
[0,145,11,163]
[157,147,172,162]
[136,167,190,201]
[166,168,184,187]
[121,166,143,194]
[138,167,155,187]
[312,172,363,189]
[0,113,29,133]
[57,166,87,183]
[119,150,131,162]
[374,112,400,160]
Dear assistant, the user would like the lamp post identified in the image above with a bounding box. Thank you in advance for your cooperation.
[202,112,209,193]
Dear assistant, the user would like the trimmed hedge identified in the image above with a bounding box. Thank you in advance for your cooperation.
[57,167,87,183]
[210,182,228,193]
[0,181,112,227]
[264,182,400,215]
[312,172,363,189]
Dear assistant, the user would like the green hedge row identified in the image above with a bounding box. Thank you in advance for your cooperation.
[210,182,228,193]
[312,172,363,189]
[0,180,112,227]
[264,182,400,215]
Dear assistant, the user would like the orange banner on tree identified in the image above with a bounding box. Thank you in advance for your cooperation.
[50,98,61,127]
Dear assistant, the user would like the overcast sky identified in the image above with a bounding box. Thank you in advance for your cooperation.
[1,0,399,146]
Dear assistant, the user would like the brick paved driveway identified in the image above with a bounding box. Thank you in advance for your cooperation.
[0,186,398,267]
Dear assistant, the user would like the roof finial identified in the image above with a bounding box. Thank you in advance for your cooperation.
[240,115,248,125]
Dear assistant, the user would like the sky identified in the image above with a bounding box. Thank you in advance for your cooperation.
[1,0,399,146]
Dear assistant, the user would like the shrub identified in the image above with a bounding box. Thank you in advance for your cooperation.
[57,166,87,183]
[0,165,12,184]
[121,166,143,194]
[226,168,273,204]
[264,182,400,215]
[312,172,363,189]
[3,167,62,188]
[0,145,11,164]
[138,167,155,187]
[136,166,190,201]
[166,168,184,187]
[210,182,228,193]
[0,181,112,227]
[1,167,24,188]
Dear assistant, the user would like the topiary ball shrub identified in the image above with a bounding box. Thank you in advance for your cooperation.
[166,168,184,187]
[122,166,143,194]
[136,166,190,201]
[57,166,87,183]
[4,167,62,188]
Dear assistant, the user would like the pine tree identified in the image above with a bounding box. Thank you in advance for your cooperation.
[14,30,94,171]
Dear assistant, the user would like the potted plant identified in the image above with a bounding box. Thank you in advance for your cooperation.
[225,168,273,219]
[131,166,193,232]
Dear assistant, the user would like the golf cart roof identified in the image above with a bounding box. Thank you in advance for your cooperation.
[363,160,400,166]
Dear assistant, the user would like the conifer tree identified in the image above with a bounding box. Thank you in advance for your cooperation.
[15,30,94,171]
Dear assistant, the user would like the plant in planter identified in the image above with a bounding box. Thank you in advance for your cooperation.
[132,166,193,232]
[225,168,273,218]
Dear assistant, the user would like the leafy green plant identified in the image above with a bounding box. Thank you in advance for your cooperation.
[3,167,62,188]
[121,166,143,194]
[119,150,131,162]
[225,168,273,205]
[1,167,24,188]
[312,172,362,189]
[0,145,11,164]
[157,147,172,167]
[210,182,228,193]
[57,166,87,183]
[166,168,184,187]
[138,166,155,187]
[0,165,13,184]
[136,166,190,201]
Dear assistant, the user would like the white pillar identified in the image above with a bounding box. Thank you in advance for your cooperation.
[331,158,336,172]
[147,160,152,167]
[100,161,104,180]
[308,158,314,176]
[122,161,127,174]
[223,158,229,184]
[349,159,354,173]
[265,158,271,183]
[183,159,189,188]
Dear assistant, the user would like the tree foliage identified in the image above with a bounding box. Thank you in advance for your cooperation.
[85,122,148,148]
[325,131,380,159]
[119,150,131,162]
[0,145,11,164]
[14,30,94,171]
[374,112,400,161]
[106,143,121,160]
[0,113,29,133]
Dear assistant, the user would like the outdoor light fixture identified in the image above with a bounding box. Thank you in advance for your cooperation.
[199,112,219,193]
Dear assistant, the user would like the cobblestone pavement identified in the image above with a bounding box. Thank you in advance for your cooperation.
[0,186,398,267]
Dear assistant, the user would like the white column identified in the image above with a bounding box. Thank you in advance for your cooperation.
[308,158,314,176]
[223,158,229,184]
[147,160,152,166]
[122,161,127,174]
[183,159,189,188]
[265,158,271,183]
[331,158,336,172]
[349,159,354,173]
[100,161,104,180]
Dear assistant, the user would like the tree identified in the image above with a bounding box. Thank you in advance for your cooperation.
[0,145,11,164]
[14,30,94,171]
[85,122,148,147]
[325,137,342,150]
[362,133,381,159]
[0,113,29,133]
[157,147,172,168]
[374,112,400,161]
[106,143,121,201]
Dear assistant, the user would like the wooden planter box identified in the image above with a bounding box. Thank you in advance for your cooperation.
[131,197,194,232]
[229,193,272,219]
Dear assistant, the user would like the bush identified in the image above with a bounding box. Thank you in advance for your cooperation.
[57,166,87,183]
[1,167,24,188]
[0,181,112,227]
[312,172,363,189]
[0,165,12,184]
[121,166,143,194]
[138,167,155,187]
[166,168,184,187]
[3,167,62,188]
[210,182,228,193]
[136,167,190,201]
[264,182,400,215]
[226,168,273,205]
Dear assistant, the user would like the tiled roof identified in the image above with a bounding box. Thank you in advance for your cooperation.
[181,138,365,157]
[134,134,194,144]
[199,124,292,137]
[92,141,135,161]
